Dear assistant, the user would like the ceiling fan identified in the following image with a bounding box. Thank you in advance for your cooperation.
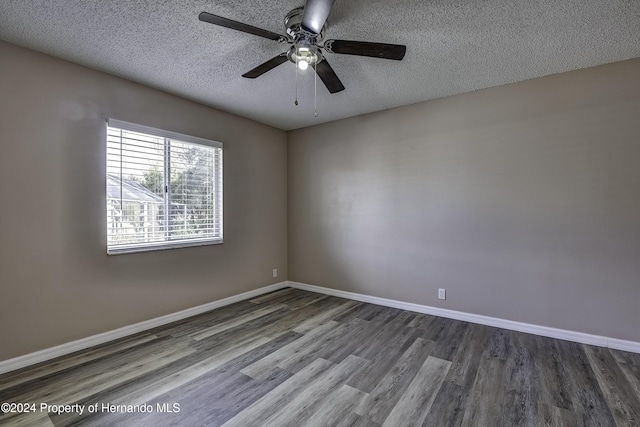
[199,0,407,94]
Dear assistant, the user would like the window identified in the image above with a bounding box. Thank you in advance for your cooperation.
[106,119,222,254]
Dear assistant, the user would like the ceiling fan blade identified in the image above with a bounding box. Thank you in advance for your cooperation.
[325,40,406,60]
[199,12,284,41]
[242,53,289,78]
[314,59,345,94]
[301,0,336,34]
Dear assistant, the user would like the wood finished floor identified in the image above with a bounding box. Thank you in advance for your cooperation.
[1,287,639,426]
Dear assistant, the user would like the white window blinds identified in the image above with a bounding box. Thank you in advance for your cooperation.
[106,119,223,254]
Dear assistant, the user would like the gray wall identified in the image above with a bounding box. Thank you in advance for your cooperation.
[0,41,288,361]
[288,58,640,342]
[2,37,639,363]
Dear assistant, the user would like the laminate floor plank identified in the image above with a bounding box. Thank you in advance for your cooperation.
[584,345,640,426]
[0,412,55,427]
[367,306,404,324]
[611,348,640,367]
[262,289,325,308]
[0,332,158,390]
[539,404,580,427]
[610,350,640,399]
[347,326,422,393]
[190,303,288,340]
[1,287,638,426]
[429,319,471,361]
[221,358,335,427]
[90,367,292,427]
[458,327,513,426]
[533,334,573,411]
[351,311,416,361]
[309,295,352,308]
[459,357,507,427]
[278,319,369,373]
[556,340,617,426]
[501,332,541,427]
[487,327,511,360]
[331,412,380,427]
[339,414,380,427]
[210,330,305,375]
[1,336,195,403]
[333,302,375,322]
[248,287,297,304]
[301,384,368,427]
[51,331,304,427]
[1,344,195,426]
[407,312,438,330]
[104,334,275,409]
[250,301,333,339]
[189,307,292,353]
[284,293,329,310]
[381,355,451,427]
[151,299,264,338]
[429,327,493,424]
[356,337,435,424]
[240,320,339,379]
[411,314,449,341]
[421,380,468,427]
[259,355,369,427]
[459,328,514,427]
[293,300,359,334]
[355,304,396,322]
[43,349,238,426]
[190,299,333,352]
[445,323,492,387]
[319,318,379,364]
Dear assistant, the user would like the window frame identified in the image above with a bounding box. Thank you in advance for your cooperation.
[106,118,223,255]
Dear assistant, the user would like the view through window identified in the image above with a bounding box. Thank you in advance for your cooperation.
[106,120,222,254]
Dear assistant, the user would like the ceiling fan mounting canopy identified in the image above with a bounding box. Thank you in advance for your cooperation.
[198,0,407,94]
[285,7,325,42]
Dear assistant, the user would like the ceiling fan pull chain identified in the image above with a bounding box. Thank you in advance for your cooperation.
[314,64,318,117]
[295,55,299,106]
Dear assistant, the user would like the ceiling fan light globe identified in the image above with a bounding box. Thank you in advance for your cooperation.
[298,59,309,70]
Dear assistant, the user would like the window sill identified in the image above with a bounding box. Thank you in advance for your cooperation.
[107,238,223,255]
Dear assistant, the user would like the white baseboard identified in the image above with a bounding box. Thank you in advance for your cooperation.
[3,279,638,375]
[0,281,289,375]
[287,281,640,354]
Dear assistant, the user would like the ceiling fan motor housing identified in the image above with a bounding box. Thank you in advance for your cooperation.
[285,7,325,66]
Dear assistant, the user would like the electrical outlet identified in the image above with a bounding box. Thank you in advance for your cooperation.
[438,288,446,300]
[272,269,278,278]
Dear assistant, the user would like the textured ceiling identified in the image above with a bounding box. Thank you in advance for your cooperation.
[1,0,639,130]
